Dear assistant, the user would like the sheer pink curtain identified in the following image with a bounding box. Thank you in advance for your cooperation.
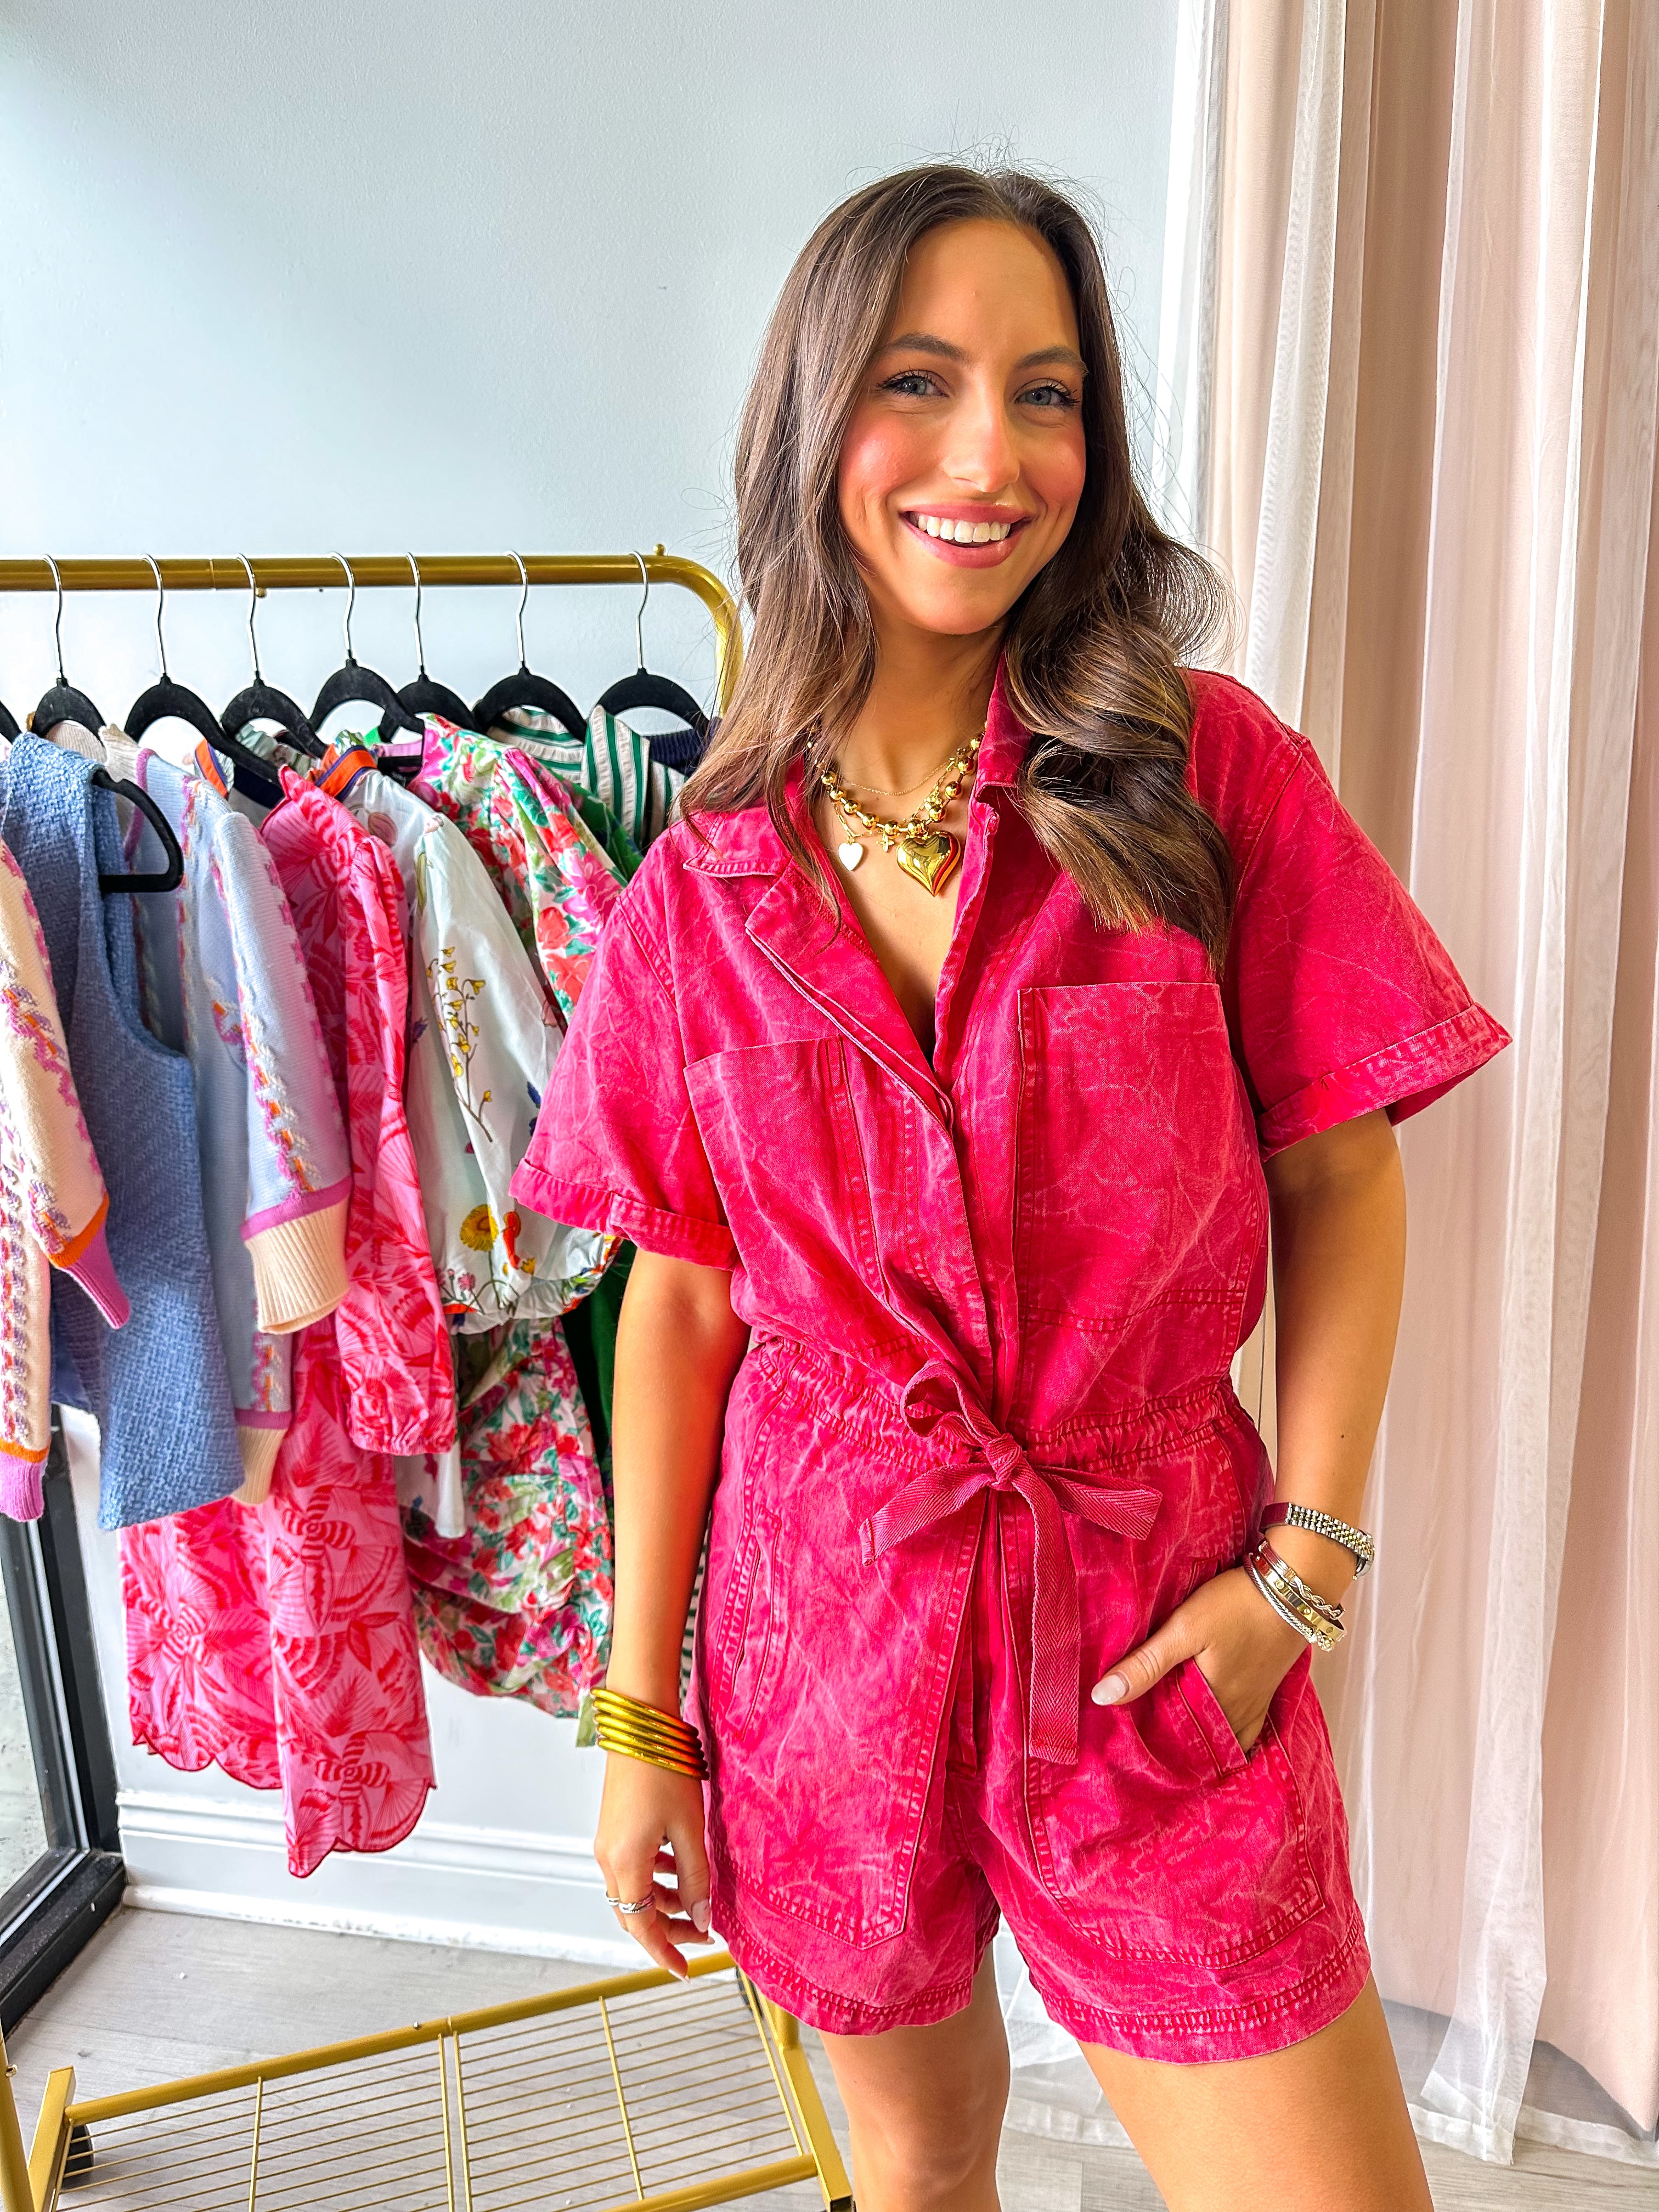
[1206,0,1659,2166]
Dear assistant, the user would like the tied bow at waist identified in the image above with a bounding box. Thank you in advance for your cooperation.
[857,1360,1163,1765]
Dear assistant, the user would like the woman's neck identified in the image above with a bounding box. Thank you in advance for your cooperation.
[831,622,1001,797]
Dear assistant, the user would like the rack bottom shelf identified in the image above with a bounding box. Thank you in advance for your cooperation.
[3,1951,852,2212]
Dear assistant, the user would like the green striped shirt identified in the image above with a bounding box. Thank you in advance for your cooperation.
[494,705,686,849]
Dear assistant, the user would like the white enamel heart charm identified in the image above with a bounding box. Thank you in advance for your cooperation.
[837,839,865,870]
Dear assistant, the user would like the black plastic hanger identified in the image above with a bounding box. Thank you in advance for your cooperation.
[310,554,424,743]
[122,556,283,808]
[221,556,324,761]
[471,552,586,737]
[0,698,18,742]
[30,556,106,736]
[92,767,184,894]
[594,554,710,742]
[396,553,474,727]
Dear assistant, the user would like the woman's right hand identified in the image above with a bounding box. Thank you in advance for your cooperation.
[595,1754,714,1979]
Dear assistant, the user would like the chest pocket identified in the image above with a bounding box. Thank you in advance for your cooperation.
[1014,980,1260,1346]
[685,1037,887,1329]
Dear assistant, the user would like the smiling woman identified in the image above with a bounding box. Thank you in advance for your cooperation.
[509,162,1508,2212]
[685,168,1234,983]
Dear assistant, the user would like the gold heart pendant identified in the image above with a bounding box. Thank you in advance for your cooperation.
[894,831,962,896]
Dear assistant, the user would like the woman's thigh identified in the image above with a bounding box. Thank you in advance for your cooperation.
[817,1956,1009,2212]
[1081,1975,1431,2212]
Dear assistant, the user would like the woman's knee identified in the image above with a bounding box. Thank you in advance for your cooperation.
[822,1970,1010,2208]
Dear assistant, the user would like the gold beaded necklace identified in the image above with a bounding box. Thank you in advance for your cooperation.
[820,729,983,896]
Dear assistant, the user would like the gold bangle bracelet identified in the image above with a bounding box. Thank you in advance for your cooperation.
[599,1730,702,1762]
[592,1687,697,1732]
[599,1740,708,1780]
[593,1689,710,1779]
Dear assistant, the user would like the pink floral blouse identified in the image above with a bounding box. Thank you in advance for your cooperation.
[121,769,452,1876]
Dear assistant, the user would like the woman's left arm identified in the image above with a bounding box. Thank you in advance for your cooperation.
[1093,1108,1407,1748]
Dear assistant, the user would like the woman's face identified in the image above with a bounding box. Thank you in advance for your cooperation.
[837,217,1088,641]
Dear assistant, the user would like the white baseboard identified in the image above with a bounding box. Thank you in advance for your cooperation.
[116,1788,637,1969]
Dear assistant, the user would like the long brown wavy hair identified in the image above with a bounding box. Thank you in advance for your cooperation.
[681,163,1236,966]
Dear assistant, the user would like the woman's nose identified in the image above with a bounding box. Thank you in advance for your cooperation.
[941,385,1020,495]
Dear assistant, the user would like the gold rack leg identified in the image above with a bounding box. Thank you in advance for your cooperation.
[0,2034,38,2212]
[25,2068,76,2212]
[762,2005,853,2211]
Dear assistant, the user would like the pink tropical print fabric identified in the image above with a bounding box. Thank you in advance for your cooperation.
[415,718,624,1020]
[121,769,448,1876]
[261,773,455,1457]
[403,1318,612,1715]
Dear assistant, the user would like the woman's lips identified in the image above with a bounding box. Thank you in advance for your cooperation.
[900,511,1032,568]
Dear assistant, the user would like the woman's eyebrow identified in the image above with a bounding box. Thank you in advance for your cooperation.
[875,332,1086,374]
[1016,344,1086,373]
[877,331,968,362]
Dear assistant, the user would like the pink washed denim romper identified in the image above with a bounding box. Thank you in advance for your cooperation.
[513,669,1508,2060]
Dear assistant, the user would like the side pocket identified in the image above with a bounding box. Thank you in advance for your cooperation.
[720,1503,782,1740]
[1174,1657,1250,1780]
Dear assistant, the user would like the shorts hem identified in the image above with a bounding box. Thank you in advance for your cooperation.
[715,1910,997,2040]
[1032,1911,1370,2063]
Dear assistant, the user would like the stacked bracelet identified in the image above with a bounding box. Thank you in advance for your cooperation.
[592,1686,710,1781]
[1244,1536,1346,1653]
[1260,1500,1375,1576]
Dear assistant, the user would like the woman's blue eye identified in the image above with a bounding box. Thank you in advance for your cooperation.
[882,371,940,397]
[1024,382,1079,410]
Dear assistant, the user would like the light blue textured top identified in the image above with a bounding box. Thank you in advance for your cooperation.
[0,735,243,1526]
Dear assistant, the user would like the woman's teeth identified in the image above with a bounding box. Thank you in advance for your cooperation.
[911,514,1015,543]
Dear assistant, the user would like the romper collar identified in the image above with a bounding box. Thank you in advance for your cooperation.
[976,658,1030,790]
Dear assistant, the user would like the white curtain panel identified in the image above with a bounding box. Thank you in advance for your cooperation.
[1393,1,1659,2162]
[1149,0,1230,545]
[1231,0,1659,2168]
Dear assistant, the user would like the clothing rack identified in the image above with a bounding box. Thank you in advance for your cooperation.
[0,549,839,2207]
[0,548,744,712]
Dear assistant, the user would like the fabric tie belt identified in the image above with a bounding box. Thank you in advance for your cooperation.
[859,1359,1163,1765]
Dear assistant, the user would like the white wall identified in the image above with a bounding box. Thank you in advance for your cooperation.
[8,3,1179,1956]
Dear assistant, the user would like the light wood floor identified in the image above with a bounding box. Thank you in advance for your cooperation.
[7,1906,1655,2209]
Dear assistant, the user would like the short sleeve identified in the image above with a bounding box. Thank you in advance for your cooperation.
[510,888,737,1270]
[1222,732,1509,1157]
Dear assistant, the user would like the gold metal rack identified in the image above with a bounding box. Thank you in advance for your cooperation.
[0,551,744,712]
[0,1953,853,2211]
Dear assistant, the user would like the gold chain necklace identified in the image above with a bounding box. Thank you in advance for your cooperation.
[820,729,982,895]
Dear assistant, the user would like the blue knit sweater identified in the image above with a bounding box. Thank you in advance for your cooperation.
[1,737,243,1526]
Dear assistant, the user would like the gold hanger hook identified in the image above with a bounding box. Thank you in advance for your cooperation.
[237,555,262,680]
[407,554,427,676]
[511,552,530,670]
[145,554,167,678]
[331,552,357,663]
[43,554,66,685]
[633,552,650,669]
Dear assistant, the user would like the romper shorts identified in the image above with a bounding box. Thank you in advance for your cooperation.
[695,1340,1372,2063]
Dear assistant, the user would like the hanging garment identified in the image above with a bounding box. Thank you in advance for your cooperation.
[403,1318,611,1714]
[414,718,624,1020]
[644,721,708,775]
[0,733,243,1527]
[317,746,611,1329]
[512,667,1510,2056]
[494,705,685,850]
[121,766,449,1876]
[126,749,351,1498]
[415,720,641,1448]
[0,831,128,1515]
[315,741,615,1543]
